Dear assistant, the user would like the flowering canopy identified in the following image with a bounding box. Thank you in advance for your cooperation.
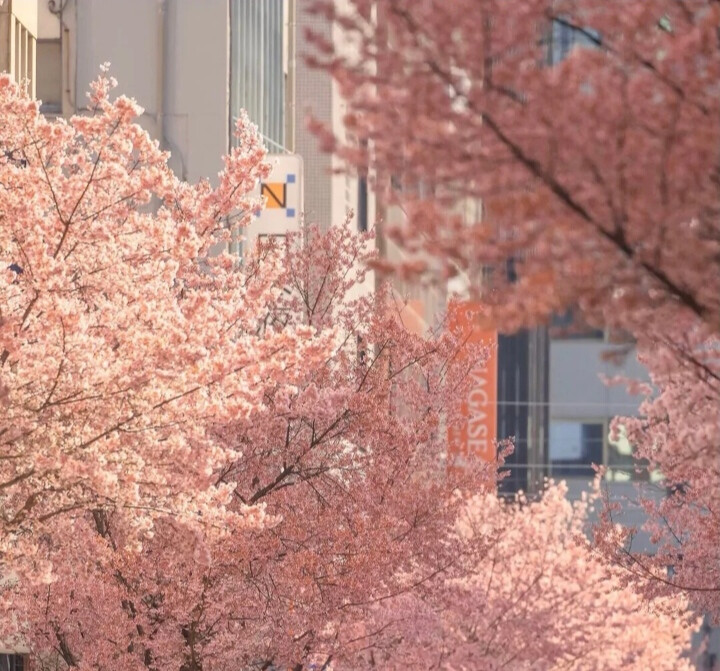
[312,0,720,618]
[0,67,698,669]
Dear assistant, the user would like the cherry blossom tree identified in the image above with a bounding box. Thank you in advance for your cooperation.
[332,483,695,670]
[0,71,488,669]
[0,70,699,670]
[0,69,312,559]
[309,0,720,616]
[309,0,719,331]
[595,329,720,620]
[2,219,492,670]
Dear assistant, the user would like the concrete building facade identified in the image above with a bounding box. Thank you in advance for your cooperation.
[27,0,367,227]
[0,0,38,99]
[21,0,374,286]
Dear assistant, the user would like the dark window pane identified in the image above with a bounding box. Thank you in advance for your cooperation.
[550,18,601,65]
[549,421,604,477]
[0,654,25,671]
[357,176,368,232]
[37,39,62,113]
[550,308,604,339]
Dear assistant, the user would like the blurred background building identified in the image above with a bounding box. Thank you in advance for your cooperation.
[15,0,369,226]
[0,0,37,100]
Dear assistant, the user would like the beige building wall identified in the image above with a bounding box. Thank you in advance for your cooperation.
[294,2,332,228]
[294,0,377,231]
[36,0,229,186]
[35,0,363,228]
[0,0,38,98]
[294,0,374,301]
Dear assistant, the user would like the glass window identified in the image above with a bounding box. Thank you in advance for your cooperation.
[230,0,286,151]
[357,175,368,232]
[549,18,601,65]
[549,420,604,477]
[607,423,662,483]
[357,140,368,232]
[0,654,25,671]
[37,39,62,114]
[550,308,604,340]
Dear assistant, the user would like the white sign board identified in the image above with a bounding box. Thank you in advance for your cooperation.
[244,154,303,251]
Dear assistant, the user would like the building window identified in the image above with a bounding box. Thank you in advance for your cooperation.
[36,39,62,114]
[230,0,286,151]
[548,421,660,482]
[357,138,369,232]
[548,17,601,65]
[357,175,368,232]
[606,423,661,483]
[550,308,604,340]
[549,420,604,477]
[0,654,25,671]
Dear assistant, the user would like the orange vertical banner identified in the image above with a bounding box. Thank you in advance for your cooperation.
[447,302,498,464]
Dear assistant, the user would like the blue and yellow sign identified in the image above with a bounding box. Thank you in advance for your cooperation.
[248,155,303,246]
[260,172,296,217]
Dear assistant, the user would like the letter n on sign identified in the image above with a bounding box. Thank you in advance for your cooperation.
[447,301,498,465]
[261,182,287,209]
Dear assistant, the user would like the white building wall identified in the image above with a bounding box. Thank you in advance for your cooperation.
[163,0,229,184]
[8,0,38,35]
[59,0,229,186]
[550,340,649,420]
[294,0,374,301]
[294,1,332,228]
[36,0,59,38]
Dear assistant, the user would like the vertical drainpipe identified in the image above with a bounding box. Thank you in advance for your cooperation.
[286,0,296,154]
[156,0,167,150]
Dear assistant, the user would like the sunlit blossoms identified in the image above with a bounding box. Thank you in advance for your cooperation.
[313,0,720,622]
[0,19,709,663]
